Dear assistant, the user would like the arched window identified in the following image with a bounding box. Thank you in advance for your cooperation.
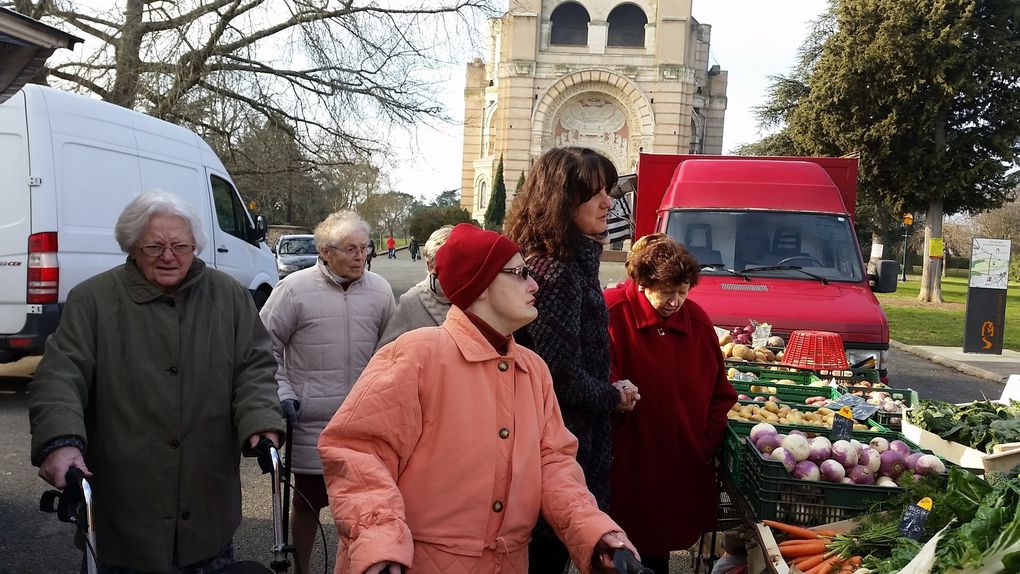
[607,4,647,47]
[477,180,488,210]
[550,2,590,46]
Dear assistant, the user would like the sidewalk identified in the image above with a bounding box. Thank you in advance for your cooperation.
[892,340,1020,384]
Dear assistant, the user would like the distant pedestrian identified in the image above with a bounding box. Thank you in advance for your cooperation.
[386,234,396,259]
[366,240,376,271]
[377,225,454,349]
[408,237,420,261]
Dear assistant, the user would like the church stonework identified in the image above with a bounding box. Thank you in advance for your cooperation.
[461,0,728,221]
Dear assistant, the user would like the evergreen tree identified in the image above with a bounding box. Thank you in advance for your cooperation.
[484,156,507,231]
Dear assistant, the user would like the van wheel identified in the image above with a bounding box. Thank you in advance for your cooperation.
[252,286,272,310]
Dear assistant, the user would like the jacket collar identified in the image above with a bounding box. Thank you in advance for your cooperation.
[123,256,206,303]
[625,280,691,335]
[316,257,364,290]
[442,306,530,373]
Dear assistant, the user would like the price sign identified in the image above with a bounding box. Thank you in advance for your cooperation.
[899,497,933,540]
[831,394,881,421]
[831,406,855,441]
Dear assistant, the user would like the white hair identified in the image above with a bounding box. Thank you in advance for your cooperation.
[114,190,207,253]
[314,211,371,249]
[423,225,454,268]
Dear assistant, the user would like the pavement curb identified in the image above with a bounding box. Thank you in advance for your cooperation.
[890,339,1007,384]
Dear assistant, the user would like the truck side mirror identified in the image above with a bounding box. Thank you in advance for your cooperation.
[870,259,899,293]
[254,215,268,243]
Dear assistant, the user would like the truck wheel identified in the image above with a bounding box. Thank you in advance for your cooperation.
[252,286,272,310]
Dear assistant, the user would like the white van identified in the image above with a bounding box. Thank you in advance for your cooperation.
[0,85,278,361]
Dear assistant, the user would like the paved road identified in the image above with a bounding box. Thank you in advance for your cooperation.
[0,256,1005,573]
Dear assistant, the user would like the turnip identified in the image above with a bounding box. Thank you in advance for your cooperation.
[914,454,946,477]
[756,434,782,455]
[788,429,808,438]
[879,450,907,479]
[781,434,812,462]
[876,476,898,487]
[849,464,876,485]
[807,439,831,465]
[831,440,859,468]
[888,440,912,458]
[869,437,890,453]
[771,447,797,472]
[749,422,777,445]
[819,460,846,483]
[858,447,882,474]
[840,477,854,484]
[792,461,821,481]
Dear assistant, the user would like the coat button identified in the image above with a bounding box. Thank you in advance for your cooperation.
[498,361,509,372]
[499,428,510,439]
[167,299,176,308]
[492,501,503,513]
[180,511,191,520]
[169,440,180,449]
[167,366,178,375]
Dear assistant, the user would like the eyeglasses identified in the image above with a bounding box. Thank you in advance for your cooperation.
[327,245,371,257]
[138,243,195,257]
[500,266,531,280]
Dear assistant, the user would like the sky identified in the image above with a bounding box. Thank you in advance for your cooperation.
[386,0,830,200]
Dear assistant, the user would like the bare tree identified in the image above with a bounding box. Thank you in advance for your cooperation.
[10,0,493,162]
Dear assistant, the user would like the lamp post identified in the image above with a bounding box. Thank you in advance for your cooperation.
[900,213,913,282]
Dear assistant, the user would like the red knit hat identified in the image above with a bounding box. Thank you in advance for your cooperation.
[435,224,521,309]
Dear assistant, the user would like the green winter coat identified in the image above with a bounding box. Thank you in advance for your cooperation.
[29,258,284,573]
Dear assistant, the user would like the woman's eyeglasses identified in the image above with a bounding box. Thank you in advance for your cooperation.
[138,243,195,257]
[500,266,531,280]
[327,245,371,257]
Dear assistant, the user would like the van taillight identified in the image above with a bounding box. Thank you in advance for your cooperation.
[28,232,59,304]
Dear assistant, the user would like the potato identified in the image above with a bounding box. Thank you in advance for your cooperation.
[763,401,780,414]
[767,335,785,347]
[731,344,750,360]
[721,343,735,358]
[719,332,733,346]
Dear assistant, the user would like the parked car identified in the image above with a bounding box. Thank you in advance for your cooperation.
[274,234,318,278]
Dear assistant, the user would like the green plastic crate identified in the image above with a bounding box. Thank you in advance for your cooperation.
[743,439,904,526]
[725,362,819,385]
[816,367,882,385]
[837,387,918,430]
[720,426,746,489]
[730,381,839,405]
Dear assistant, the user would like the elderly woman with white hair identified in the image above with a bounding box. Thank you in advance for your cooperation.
[29,190,285,573]
[259,210,396,573]
[376,225,454,349]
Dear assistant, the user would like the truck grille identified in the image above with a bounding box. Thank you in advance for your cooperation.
[721,283,768,292]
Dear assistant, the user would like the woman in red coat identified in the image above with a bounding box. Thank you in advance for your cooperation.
[604,234,737,574]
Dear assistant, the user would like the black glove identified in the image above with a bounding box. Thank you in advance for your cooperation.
[281,399,300,424]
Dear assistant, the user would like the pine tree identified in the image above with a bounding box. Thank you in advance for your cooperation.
[484,156,507,231]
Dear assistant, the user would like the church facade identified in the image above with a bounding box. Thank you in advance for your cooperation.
[460,0,728,221]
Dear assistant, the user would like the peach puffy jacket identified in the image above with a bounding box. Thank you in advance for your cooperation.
[318,306,621,574]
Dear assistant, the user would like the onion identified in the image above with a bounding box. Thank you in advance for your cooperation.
[831,440,859,468]
[888,440,912,457]
[915,454,946,476]
[771,447,797,472]
[849,464,876,485]
[756,434,782,455]
[792,461,821,481]
[781,434,812,462]
[858,447,882,474]
[869,437,890,453]
[879,450,907,478]
[819,460,846,483]
[750,422,778,445]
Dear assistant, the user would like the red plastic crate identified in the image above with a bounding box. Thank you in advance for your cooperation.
[782,330,849,371]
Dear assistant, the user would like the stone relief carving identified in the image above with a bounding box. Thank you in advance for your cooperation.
[552,93,632,169]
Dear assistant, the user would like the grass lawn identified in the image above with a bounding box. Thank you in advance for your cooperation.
[876,274,1020,351]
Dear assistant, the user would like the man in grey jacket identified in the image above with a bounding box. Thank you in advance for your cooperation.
[260,210,395,573]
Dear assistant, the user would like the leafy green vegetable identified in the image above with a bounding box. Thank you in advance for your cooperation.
[945,501,1020,573]
[943,467,993,523]
[909,400,1020,453]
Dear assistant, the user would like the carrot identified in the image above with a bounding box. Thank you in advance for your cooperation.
[780,541,829,558]
[804,554,842,574]
[763,519,828,540]
[794,553,827,572]
[812,529,839,538]
[779,539,825,548]
[835,556,861,574]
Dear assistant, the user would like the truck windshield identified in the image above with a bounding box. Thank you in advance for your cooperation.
[664,210,865,282]
[278,237,317,255]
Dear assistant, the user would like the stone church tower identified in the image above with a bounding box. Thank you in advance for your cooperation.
[460,0,727,221]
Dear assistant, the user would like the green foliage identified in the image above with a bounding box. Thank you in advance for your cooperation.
[433,189,461,207]
[515,172,525,194]
[732,132,802,157]
[407,206,473,244]
[484,156,507,231]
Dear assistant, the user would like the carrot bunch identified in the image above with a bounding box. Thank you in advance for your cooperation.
[765,520,863,574]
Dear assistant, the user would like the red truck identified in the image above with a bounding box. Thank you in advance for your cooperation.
[633,154,900,379]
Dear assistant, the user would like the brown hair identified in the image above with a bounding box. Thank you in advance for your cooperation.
[504,147,619,261]
[625,234,700,288]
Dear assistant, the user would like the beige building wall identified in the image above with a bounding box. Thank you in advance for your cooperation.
[461,0,728,221]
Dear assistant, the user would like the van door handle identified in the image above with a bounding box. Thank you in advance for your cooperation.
[217,247,229,253]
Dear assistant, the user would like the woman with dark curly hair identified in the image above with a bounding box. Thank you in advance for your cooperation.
[604,234,737,574]
[505,147,640,574]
